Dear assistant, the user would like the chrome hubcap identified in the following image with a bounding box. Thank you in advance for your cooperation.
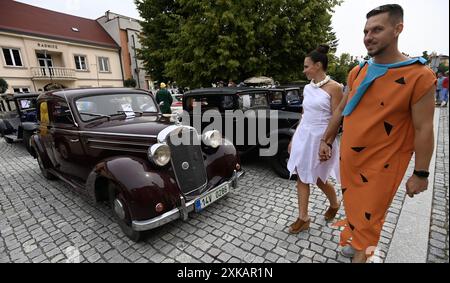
[113,199,126,220]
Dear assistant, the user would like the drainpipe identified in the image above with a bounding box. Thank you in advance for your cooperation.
[131,34,141,89]
[118,46,125,86]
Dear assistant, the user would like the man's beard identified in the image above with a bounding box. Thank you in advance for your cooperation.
[367,44,388,57]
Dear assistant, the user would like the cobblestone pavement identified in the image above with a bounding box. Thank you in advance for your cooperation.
[427,108,449,263]
[0,122,447,262]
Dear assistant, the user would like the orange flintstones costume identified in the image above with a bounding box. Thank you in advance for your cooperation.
[335,59,436,252]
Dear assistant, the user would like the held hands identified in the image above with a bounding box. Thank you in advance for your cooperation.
[319,140,332,162]
[405,175,428,198]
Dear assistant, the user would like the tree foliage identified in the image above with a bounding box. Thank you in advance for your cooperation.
[136,0,342,88]
[328,53,359,84]
[124,78,138,88]
[0,78,8,94]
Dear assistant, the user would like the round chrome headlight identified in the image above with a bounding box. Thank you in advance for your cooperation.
[202,130,222,148]
[148,144,171,166]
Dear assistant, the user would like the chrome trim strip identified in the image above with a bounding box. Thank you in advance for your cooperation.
[89,145,147,153]
[63,93,79,128]
[157,125,182,143]
[51,128,157,139]
[87,139,151,147]
[132,170,242,232]
[81,131,157,138]
[157,125,198,143]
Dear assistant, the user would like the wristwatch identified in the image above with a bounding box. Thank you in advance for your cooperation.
[413,170,430,178]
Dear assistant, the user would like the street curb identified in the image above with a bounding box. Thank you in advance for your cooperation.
[385,108,441,263]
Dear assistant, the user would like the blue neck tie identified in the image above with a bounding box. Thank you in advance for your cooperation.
[342,57,427,116]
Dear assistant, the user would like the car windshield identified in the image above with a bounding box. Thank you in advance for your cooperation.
[238,92,269,110]
[184,95,236,112]
[286,90,301,103]
[18,98,37,110]
[75,93,158,122]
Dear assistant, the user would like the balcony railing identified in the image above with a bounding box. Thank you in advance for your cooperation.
[31,67,76,80]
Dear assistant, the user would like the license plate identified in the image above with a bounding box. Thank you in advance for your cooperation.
[194,183,230,212]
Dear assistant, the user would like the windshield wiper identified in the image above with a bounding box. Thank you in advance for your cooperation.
[114,110,144,117]
[79,112,111,121]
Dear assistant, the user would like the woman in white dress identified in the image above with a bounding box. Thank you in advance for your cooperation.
[287,45,343,234]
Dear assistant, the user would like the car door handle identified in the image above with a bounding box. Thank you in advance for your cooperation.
[70,139,79,143]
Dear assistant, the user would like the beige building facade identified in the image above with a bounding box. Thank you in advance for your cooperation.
[0,1,124,94]
[0,32,124,93]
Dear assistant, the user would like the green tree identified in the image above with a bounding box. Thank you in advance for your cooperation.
[438,63,449,74]
[124,78,138,88]
[0,78,8,93]
[328,53,359,84]
[136,0,342,88]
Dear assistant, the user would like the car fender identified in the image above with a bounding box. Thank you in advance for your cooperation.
[0,119,13,135]
[22,122,38,132]
[87,156,181,221]
[0,120,5,136]
[260,128,295,156]
[30,134,52,164]
[203,138,240,181]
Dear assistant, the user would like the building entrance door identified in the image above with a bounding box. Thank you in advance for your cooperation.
[37,53,54,77]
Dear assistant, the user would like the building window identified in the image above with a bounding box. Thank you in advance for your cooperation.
[74,55,87,70]
[2,48,23,67]
[13,87,30,93]
[98,57,110,72]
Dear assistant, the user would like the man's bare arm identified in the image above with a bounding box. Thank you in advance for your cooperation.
[405,85,436,197]
[412,86,435,171]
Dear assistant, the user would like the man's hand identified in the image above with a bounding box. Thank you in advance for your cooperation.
[405,174,428,198]
[319,141,332,162]
[288,141,292,154]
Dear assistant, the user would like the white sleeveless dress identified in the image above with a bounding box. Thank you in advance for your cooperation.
[287,84,340,184]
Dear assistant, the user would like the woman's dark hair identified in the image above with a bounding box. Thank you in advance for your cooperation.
[306,44,330,71]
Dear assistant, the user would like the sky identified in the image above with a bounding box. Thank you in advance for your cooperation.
[15,0,450,57]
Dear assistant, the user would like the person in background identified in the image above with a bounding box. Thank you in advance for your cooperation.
[436,72,444,106]
[156,82,173,114]
[440,71,449,107]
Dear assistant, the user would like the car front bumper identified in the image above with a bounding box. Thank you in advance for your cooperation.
[131,170,244,232]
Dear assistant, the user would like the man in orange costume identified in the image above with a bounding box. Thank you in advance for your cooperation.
[319,4,436,263]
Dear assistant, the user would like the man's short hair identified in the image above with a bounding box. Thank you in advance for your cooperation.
[367,4,404,24]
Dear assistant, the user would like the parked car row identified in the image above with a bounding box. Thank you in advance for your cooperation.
[0,93,40,153]
[2,86,304,241]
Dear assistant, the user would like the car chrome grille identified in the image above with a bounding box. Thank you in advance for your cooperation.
[167,128,207,195]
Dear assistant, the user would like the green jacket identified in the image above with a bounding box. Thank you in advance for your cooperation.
[156,89,173,114]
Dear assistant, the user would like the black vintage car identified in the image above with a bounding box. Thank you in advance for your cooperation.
[268,86,304,113]
[0,93,39,151]
[182,87,301,179]
[31,88,243,241]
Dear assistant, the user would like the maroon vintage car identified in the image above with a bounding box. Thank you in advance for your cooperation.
[30,88,243,241]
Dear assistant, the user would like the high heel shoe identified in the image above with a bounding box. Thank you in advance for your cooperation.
[288,218,310,234]
[324,204,340,221]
